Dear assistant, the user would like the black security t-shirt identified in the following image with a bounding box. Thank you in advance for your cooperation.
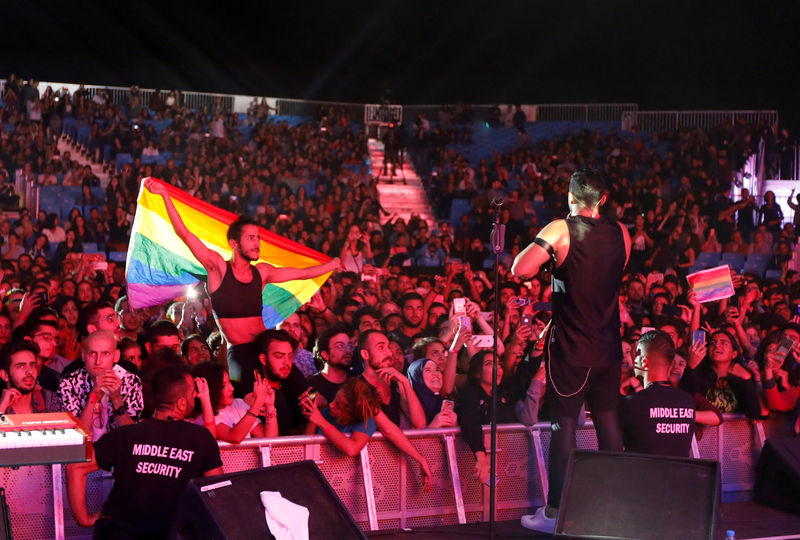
[94,418,222,537]
[620,382,696,457]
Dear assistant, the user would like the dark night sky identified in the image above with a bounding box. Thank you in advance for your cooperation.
[3,1,799,127]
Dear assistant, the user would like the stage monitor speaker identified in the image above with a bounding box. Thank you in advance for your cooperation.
[169,460,365,540]
[755,436,800,515]
[555,450,720,540]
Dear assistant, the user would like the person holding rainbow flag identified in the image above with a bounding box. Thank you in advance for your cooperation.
[139,178,340,394]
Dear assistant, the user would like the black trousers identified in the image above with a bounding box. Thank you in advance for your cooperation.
[544,349,623,508]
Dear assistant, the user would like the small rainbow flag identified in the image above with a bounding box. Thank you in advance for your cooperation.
[686,265,735,303]
[125,178,332,328]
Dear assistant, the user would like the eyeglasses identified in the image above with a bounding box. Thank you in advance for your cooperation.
[33,333,57,342]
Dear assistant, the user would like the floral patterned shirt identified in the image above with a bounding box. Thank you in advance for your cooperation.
[58,364,143,438]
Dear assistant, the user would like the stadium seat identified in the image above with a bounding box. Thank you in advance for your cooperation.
[742,260,766,277]
[108,251,127,262]
[765,269,782,281]
[83,242,99,254]
[720,252,745,273]
[695,251,721,269]
[746,252,770,267]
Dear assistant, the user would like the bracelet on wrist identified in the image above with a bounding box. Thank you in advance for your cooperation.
[264,408,277,420]
[245,410,259,419]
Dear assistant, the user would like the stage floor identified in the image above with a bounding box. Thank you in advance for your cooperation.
[367,501,800,539]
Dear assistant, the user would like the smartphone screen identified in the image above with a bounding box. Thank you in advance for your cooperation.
[775,336,795,361]
[692,330,706,347]
[453,297,466,316]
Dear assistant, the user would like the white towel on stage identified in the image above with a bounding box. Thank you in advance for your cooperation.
[260,490,309,540]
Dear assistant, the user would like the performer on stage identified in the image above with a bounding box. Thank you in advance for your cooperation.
[511,168,630,534]
[145,178,340,395]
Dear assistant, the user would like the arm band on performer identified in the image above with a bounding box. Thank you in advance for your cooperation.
[533,237,556,262]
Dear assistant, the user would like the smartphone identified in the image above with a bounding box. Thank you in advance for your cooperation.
[37,291,49,305]
[459,315,472,332]
[533,302,552,312]
[775,336,795,362]
[230,195,238,201]
[661,304,682,318]
[307,388,317,402]
[521,314,533,330]
[471,334,493,348]
[453,297,466,316]
[92,261,108,271]
[441,399,455,413]
[728,296,739,308]
[509,296,531,307]
[692,330,706,347]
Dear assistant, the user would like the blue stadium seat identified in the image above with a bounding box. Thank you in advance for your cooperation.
[695,251,722,269]
[108,251,127,263]
[720,252,745,273]
[742,260,766,277]
[449,199,471,225]
[765,269,782,281]
[83,243,99,254]
[746,253,770,267]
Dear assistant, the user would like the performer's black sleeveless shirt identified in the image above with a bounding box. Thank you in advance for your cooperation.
[550,215,626,368]
[207,261,263,319]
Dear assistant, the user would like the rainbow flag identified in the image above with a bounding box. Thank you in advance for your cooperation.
[125,178,332,328]
[686,265,735,303]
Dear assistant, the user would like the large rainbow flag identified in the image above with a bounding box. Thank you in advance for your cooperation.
[125,177,332,328]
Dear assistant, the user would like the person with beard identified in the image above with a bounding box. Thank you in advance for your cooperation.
[308,324,354,408]
[0,340,63,414]
[256,329,309,435]
[146,178,341,396]
[24,318,63,392]
[358,329,427,429]
[388,292,425,354]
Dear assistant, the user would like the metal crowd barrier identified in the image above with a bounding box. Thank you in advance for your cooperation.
[0,415,792,539]
[634,110,779,132]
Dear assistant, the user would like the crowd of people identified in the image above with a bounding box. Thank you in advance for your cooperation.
[1,76,800,537]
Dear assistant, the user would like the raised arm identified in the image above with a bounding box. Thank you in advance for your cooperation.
[144,178,224,276]
[259,258,340,284]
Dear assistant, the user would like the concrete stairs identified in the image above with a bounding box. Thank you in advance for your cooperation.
[57,134,110,187]
[369,138,434,228]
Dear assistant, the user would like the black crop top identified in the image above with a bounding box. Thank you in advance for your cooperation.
[207,261,263,319]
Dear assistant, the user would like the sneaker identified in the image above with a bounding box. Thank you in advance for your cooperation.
[520,506,556,534]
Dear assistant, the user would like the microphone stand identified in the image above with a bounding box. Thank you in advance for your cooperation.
[489,198,505,538]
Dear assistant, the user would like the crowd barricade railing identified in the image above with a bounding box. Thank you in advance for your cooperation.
[1,414,793,539]
[633,110,778,133]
